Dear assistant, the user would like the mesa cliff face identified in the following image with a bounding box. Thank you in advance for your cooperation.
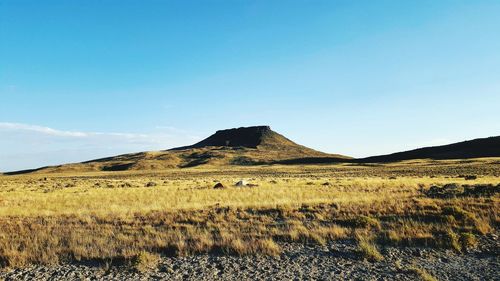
[188,126,273,148]
[172,126,274,149]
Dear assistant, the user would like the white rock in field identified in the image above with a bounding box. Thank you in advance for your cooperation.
[235,180,248,187]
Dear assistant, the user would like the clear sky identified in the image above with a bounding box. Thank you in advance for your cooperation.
[1,0,499,171]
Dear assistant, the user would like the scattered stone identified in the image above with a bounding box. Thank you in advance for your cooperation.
[213,183,225,189]
[412,249,423,257]
[458,174,477,180]
[1,239,497,280]
[425,183,499,198]
[145,181,157,187]
[120,182,133,188]
[235,180,248,187]
[425,183,461,198]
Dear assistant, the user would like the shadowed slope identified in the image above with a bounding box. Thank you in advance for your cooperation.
[267,136,500,165]
[358,136,500,163]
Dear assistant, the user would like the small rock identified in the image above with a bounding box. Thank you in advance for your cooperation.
[120,182,132,188]
[440,257,450,263]
[235,180,247,187]
[213,183,225,189]
[145,181,157,187]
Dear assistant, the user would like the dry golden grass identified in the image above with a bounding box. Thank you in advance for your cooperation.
[356,233,384,262]
[0,158,498,267]
[131,251,160,273]
[407,265,438,281]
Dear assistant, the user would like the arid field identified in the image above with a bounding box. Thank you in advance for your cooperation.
[0,158,498,280]
[4,0,500,279]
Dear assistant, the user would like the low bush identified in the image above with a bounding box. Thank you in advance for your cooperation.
[460,232,478,251]
[131,251,160,273]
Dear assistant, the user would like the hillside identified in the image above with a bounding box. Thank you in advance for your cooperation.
[5,127,499,175]
[268,136,500,165]
[358,136,500,163]
[5,126,349,174]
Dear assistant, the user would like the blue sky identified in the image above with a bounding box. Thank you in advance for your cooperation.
[1,0,499,171]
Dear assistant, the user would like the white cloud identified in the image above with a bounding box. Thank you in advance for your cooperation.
[0,122,90,137]
[0,122,202,172]
[0,122,154,139]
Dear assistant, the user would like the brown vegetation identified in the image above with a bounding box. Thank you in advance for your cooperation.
[0,158,498,268]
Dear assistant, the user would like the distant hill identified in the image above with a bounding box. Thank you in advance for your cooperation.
[4,127,499,175]
[266,136,500,165]
[5,126,350,174]
[358,136,500,163]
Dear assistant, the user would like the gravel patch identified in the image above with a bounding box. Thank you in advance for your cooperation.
[1,236,498,281]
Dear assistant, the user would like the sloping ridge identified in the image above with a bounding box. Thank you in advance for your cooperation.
[358,136,500,163]
[267,135,500,165]
[5,127,498,175]
[4,126,349,174]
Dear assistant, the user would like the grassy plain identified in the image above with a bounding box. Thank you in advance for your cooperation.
[0,158,498,267]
